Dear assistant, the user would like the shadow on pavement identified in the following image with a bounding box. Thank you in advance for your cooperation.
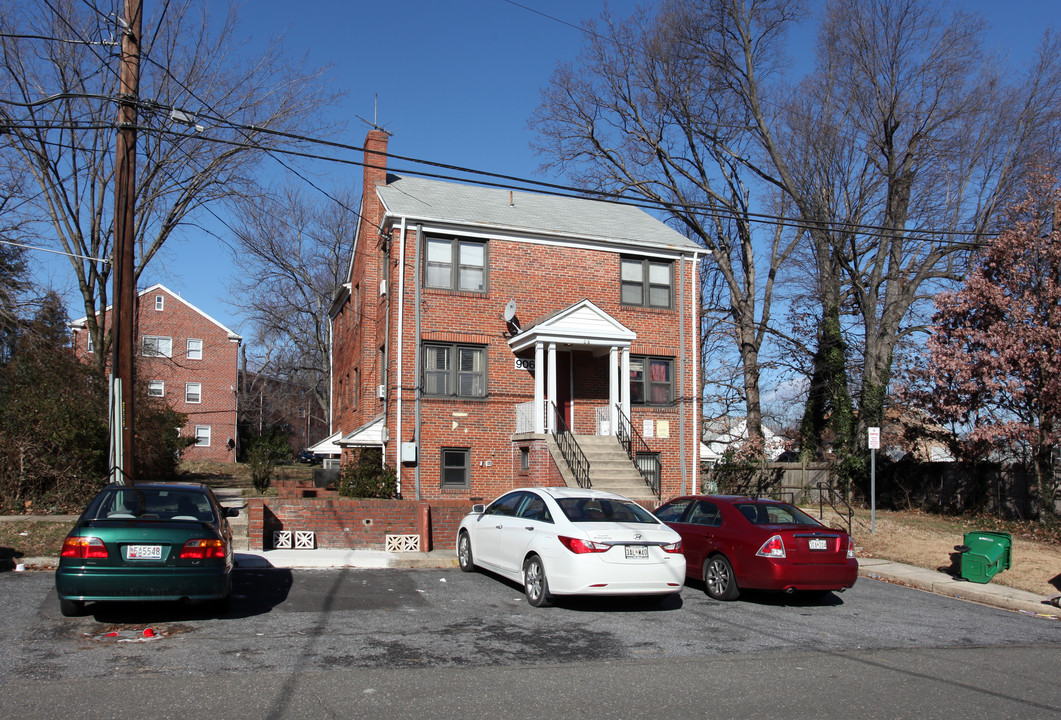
[78,566,294,623]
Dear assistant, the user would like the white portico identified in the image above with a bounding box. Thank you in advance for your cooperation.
[508,300,636,435]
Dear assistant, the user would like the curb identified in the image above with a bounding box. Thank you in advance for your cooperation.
[857,558,1060,620]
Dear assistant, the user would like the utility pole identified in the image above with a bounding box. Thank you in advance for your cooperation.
[110,0,142,484]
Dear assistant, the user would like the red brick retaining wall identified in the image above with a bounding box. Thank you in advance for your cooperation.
[247,491,472,551]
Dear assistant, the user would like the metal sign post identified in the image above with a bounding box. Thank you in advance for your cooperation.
[868,427,880,533]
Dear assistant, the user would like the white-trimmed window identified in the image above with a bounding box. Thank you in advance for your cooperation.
[185,382,202,404]
[142,335,172,358]
[147,380,165,397]
[86,332,95,353]
[186,338,203,360]
[194,425,211,447]
[154,295,164,311]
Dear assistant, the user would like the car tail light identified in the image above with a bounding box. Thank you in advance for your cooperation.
[660,540,683,554]
[756,535,786,558]
[558,536,611,554]
[61,536,109,559]
[179,538,226,559]
[846,536,856,559]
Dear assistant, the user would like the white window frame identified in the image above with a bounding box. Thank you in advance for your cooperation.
[194,425,211,447]
[154,295,164,311]
[147,380,165,397]
[185,382,202,404]
[86,332,95,353]
[186,338,203,360]
[142,335,172,358]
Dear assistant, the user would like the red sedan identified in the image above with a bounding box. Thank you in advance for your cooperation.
[654,495,858,600]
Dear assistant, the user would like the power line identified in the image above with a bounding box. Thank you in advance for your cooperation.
[0,237,110,264]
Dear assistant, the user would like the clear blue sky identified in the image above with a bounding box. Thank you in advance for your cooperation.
[30,0,1056,335]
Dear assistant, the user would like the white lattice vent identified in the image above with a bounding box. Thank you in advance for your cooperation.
[385,534,421,552]
[273,530,315,549]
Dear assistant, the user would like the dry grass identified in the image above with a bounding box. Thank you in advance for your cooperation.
[817,507,1061,597]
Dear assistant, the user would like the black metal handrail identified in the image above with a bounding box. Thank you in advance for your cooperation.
[615,405,661,499]
[551,402,590,489]
[816,480,854,535]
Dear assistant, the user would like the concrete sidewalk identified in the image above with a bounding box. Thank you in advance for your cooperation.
[856,557,1060,619]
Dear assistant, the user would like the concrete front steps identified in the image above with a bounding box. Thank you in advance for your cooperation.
[548,434,660,508]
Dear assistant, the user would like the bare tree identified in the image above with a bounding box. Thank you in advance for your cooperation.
[532,0,805,445]
[793,0,1061,454]
[0,0,337,372]
[229,185,355,421]
[535,0,1061,468]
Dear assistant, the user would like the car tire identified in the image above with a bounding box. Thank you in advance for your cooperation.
[59,598,86,617]
[457,531,475,573]
[523,555,552,607]
[704,554,740,601]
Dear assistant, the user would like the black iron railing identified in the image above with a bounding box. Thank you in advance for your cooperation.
[551,402,590,489]
[615,405,661,499]
[816,480,854,534]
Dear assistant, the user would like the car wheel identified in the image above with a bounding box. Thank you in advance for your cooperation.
[523,555,552,607]
[704,554,740,601]
[457,531,475,572]
[59,598,86,617]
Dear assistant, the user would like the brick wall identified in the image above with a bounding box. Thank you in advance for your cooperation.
[247,491,471,551]
[328,131,700,506]
[71,285,240,463]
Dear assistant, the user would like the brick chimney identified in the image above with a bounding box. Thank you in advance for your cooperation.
[362,130,389,237]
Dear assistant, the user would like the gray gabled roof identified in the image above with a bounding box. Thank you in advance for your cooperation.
[377,175,701,253]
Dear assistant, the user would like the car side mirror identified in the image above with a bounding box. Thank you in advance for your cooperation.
[472,504,485,514]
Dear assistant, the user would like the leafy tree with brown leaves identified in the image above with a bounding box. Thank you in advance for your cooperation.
[907,176,1061,520]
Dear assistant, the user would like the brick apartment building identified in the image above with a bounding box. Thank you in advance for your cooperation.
[329,131,704,504]
[71,284,242,463]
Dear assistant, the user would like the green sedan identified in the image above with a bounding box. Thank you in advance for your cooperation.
[55,482,238,617]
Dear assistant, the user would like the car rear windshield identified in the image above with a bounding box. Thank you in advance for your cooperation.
[735,502,822,526]
[557,498,658,523]
[89,488,216,523]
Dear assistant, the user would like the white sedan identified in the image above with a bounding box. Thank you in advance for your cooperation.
[456,487,685,607]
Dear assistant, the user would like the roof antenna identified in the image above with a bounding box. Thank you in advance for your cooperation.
[356,93,392,135]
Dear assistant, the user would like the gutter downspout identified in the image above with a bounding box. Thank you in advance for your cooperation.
[692,252,701,494]
[678,254,687,496]
[396,217,406,492]
[414,224,423,500]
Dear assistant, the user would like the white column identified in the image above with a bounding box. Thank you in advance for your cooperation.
[534,341,545,434]
[620,347,630,421]
[609,345,619,436]
[547,342,557,433]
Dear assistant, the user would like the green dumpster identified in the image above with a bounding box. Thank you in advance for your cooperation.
[956,531,1011,584]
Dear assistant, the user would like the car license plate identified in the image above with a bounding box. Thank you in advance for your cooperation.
[126,545,162,560]
[808,538,828,551]
[625,545,649,559]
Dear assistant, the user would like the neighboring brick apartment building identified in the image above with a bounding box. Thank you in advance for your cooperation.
[330,131,704,503]
[71,284,242,463]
